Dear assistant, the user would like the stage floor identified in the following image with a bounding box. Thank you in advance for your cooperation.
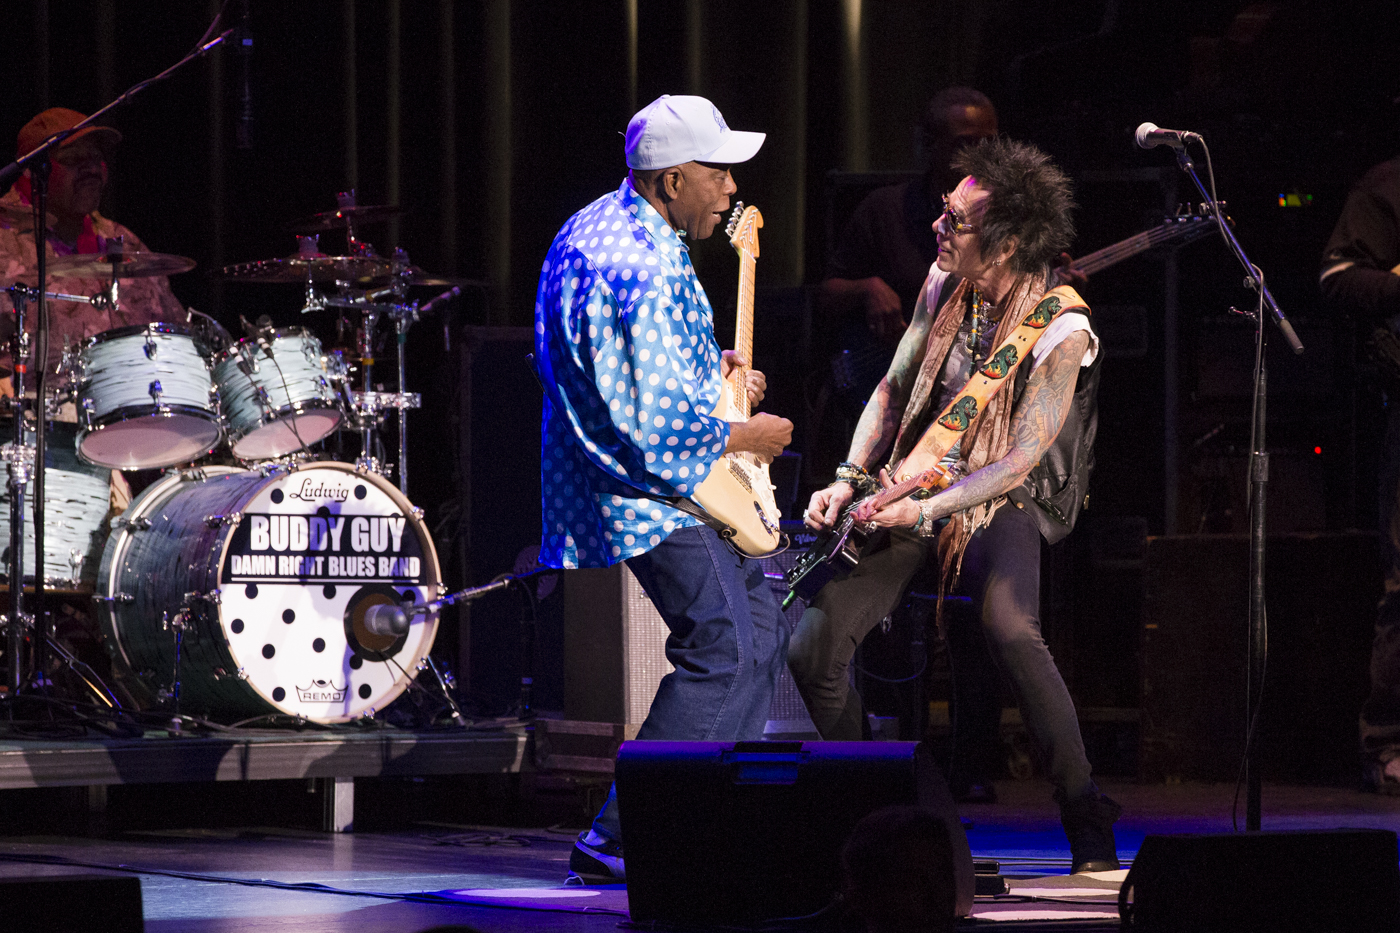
[0,777,1395,932]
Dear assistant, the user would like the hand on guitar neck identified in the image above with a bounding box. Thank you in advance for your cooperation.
[725,413,792,463]
[804,468,932,532]
[717,350,792,464]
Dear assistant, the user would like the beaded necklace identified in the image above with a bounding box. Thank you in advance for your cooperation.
[965,285,996,367]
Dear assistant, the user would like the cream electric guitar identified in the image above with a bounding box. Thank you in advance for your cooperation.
[690,204,784,557]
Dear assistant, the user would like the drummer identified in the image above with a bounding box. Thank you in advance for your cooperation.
[0,107,187,383]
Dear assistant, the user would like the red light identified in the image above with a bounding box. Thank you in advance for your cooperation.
[1314,446,1322,455]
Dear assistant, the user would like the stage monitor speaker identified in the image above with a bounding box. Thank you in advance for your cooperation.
[1120,829,1400,933]
[0,874,143,933]
[616,740,973,926]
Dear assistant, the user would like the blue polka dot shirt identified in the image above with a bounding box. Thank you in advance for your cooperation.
[535,178,731,569]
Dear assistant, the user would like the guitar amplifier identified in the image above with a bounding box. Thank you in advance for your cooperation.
[562,522,818,734]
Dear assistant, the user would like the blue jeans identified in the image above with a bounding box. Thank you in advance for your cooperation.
[591,524,789,841]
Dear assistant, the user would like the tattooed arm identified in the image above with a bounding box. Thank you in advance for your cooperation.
[845,275,937,466]
[858,330,1091,528]
[805,275,938,529]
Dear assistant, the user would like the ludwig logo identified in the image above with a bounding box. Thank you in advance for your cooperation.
[296,679,348,702]
[289,477,350,502]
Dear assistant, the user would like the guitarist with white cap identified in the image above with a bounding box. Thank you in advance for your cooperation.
[533,94,794,884]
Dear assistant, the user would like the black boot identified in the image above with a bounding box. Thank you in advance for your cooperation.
[1055,788,1122,873]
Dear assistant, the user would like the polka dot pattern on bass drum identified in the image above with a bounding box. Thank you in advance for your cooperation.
[96,463,442,724]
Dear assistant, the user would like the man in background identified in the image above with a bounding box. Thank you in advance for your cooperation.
[819,88,999,349]
[0,106,186,378]
[1320,153,1400,794]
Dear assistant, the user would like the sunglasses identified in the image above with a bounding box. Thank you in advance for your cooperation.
[940,193,979,235]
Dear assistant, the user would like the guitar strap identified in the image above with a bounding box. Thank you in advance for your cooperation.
[893,284,1089,485]
[608,475,741,543]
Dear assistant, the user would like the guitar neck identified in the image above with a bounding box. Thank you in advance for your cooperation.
[728,250,756,420]
[1070,217,1215,277]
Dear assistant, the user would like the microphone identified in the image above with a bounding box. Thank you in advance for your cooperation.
[235,0,253,149]
[254,314,276,351]
[1134,122,1199,150]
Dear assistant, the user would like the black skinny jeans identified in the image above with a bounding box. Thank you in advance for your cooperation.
[788,503,1097,802]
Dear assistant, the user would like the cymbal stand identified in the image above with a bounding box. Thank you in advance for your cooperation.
[388,249,419,496]
[2,285,35,696]
[355,303,383,476]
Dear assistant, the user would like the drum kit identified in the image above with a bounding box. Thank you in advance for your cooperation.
[0,192,478,727]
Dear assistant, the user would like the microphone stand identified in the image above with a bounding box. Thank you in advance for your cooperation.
[1170,140,1299,832]
[3,287,34,696]
[0,23,232,699]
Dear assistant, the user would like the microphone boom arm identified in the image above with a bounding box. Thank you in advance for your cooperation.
[1173,142,1303,354]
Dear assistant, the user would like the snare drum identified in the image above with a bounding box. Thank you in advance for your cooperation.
[96,462,441,722]
[0,422,111,586]
[212,328,344,461]
[76,324,222,469]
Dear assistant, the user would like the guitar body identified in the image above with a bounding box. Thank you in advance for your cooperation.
[692,392,783,557]
[782,509,864,608]
[689,204,784,557]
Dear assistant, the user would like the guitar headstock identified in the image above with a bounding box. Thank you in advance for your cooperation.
[1171,201,1233,227]
[727,202,764,258]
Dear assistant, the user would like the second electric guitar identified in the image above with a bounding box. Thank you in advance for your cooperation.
[691,204,784,556]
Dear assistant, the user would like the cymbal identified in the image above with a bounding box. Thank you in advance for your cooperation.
[214,254,394,285]
[48,249,196,279]
[396,267,486,288]
[285,204,404,233]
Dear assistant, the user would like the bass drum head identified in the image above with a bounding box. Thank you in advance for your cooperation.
[98,462,441,723]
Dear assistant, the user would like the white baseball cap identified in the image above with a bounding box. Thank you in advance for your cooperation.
[625,95,765,170]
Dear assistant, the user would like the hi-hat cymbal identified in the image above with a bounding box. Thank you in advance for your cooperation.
[215,254,394,285]
[48,249,196,279]
[284,205,404,233]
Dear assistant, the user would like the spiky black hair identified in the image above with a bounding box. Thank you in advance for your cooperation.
[952,137,1076,277]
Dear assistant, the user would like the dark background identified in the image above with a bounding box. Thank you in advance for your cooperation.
[5,1,1399,740]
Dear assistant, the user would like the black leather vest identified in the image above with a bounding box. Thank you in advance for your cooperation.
[1005,316,1101,544]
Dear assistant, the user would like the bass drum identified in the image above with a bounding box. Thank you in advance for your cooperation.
[96,462,441,723]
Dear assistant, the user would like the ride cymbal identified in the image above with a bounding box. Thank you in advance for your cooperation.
[214,254,393,285]
[48,249,196,279]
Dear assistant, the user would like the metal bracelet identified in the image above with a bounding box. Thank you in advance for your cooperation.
[916,499,939,538]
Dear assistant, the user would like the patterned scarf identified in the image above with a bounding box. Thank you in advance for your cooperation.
[888,271,1049,628]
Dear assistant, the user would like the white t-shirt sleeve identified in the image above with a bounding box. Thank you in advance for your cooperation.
[1029,311,1098,371]
[921,263,953,314]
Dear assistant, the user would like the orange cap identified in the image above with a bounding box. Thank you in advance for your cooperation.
[17,107,121,158]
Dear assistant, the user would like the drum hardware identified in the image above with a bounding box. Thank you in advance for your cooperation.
[419,655,467,726]
[159,607,191,728]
